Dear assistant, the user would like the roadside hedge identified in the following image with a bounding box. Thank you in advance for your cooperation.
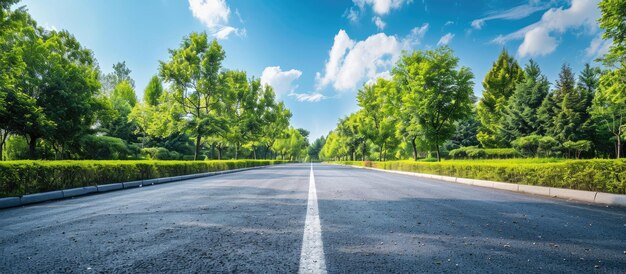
[0,160,288,197]
[448,147,521,159]
[332,159,626,194]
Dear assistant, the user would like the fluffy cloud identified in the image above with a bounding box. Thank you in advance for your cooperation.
[353,0,413,15]
[260,66,303,96]
[437,33,454,46]
[493,0,601,57]
[372,16,386,30]
[518,27,557,57]
[471,2,548,30]
[188,0,245,39]
[316,24,428,91]
[347,0,412,28]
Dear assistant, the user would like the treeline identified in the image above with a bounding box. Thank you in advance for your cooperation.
[319,0,626,161]
[0,1,309,161]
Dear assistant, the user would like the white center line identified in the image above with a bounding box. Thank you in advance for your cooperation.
[298,163,327,274]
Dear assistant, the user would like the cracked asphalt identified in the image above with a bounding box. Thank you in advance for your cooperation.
[1,163,625,273]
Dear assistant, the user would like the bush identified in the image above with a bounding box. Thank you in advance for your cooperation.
[140,147,182,160]
[332,159,626,194]
[80,135,130,160]
[449,146,520,159]
[0,160,288,197]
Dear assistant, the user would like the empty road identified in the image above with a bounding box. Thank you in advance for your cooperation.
[1,163,625,273]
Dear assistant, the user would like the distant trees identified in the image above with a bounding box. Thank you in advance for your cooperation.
[0,3,303,161]
[319,0,626,161]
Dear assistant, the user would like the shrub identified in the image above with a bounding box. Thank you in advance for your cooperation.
[449,147,520,159]
[331,159,626,194]
[80,135,130,160]
[563,140,593,159]
[0,160,288,197]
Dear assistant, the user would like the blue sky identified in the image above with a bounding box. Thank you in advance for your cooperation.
[20,0,608,140]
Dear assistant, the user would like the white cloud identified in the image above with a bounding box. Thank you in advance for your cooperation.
[353,0,413,15]
[518,27,557,57]
[188,0,244,40]
[316,24,428,91]
[260,66,303,96]
[437,33,454,46]
[471,2,548,30]
[493,0,601,57]
[290,92,328,102]
[585,32,611,59]
[372,16,386,30]
[444,21,454,27]
[345,7,360,23]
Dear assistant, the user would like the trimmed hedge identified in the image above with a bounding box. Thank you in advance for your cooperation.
[0,160,288,197]
[333,159,626,194]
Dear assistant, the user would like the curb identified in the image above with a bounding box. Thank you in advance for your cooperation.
[343,164,626,208]
[0,165,269,210]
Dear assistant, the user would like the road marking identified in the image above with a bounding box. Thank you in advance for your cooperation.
[299,163,327,274]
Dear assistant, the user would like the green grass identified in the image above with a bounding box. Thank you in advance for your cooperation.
[332,158,626,194]
[0,160,289,197]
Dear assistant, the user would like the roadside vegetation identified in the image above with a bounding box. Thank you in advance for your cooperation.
[0,160,288,197]
[318,0,626,163]
[334,159,626,194]
[0,0,309,162]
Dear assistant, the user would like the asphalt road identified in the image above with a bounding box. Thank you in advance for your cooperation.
[1,163,625,273]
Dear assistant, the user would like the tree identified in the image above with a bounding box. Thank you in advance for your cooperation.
[143,75,163,106]
[563,140,592,159]
[357,79,399,161]
[112,80,137,107]
[591,66,626,158]
[393,47,474,161]
[222,70,261,159]
[598,0,626,66]
[159,33,226,160]
[308,136,326,161]
[551,64,586,142]
[502,60,550,142]
[476,49,524,147]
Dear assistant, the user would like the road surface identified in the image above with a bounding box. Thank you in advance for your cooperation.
[1,163,625,273]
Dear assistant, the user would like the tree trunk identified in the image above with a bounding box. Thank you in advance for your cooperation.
[28,135,37,160]
[252,146,257,160]
[0,131,8,161]
[618,136,622,159]
[361,141,366,161]
[436,145,441,162]
[410,137,418,161]
[194,135,202,161]
[234,143,239,160]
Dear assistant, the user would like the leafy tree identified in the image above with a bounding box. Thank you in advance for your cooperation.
[577,64,601,149]
[511,135,542,157]
[393,47,474,161]
[159,33,226,160]
[143,75,163,106]
[502,60,550,142]
[476,49,524,147]
[112,80,137,107]
[598,0,626,66]
[222,70,261,159]
[591,66,626,158]
[357,79,399,161]
[308,136,326,161]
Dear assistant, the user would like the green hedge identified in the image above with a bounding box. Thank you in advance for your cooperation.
[0,160,288,197]
[333,159,626,194]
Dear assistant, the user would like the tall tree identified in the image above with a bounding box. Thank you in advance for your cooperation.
[159,33,226,160]
[143,75,163,106]
[476,49,524,147]
[551,64,586,142]
[393,47,474,161]
[502,60,550,141]
[591,66,626,158]
[357,79,399,161]
[222,70,261,159]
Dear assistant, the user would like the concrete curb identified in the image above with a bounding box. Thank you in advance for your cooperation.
[343,164,626,207]
[0,165,269,210]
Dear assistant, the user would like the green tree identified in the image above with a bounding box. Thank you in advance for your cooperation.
[598,0,626,66]
[551,64,586,142]
[502,60,550,142]
[591,66,626,158]
[159,33,226,160]
[476,49,524,147]
[357,79,399,161]
[222,70,261,159]
[143,75,163,106]
[393,47,474,161]
[308,136,326,161]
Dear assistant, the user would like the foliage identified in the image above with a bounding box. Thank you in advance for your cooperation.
[598,0,626,66]
[333,159,626,194]
[476,49,525,148]
[448,146,520,159]
[0,160,288,197]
